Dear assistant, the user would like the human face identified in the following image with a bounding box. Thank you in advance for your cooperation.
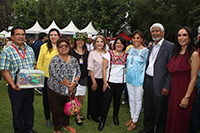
[106,39,111,45]
[115,39,124,52]
[58,42,70,55]
[49,31,60,44]
[151,27,164,42]
[178,29,190,47]
[76,39,85,48]
[132,33,143,47]
[5,39,9,44]
[11,29,26,46]
[95,37,104,50]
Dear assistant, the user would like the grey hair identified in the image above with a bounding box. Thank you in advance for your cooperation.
[150,23,165,33]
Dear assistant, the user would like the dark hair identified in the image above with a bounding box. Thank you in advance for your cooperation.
[131,30,144,39]
[47,28,60,53]
[6,37,12,41]
[113,37,127,51]
[11,26,26,35]
[38,32,47,40]
[174,26,195,60]
[56,38,70,48]
[72,38,88,53]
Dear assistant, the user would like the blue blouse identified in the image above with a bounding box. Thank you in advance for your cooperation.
[126,47,149,86]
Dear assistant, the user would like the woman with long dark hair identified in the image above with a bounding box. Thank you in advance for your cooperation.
[37,28,60,127]
[165,26,200,133]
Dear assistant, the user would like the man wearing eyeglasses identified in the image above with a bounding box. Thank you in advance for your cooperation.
[0,26,37,133]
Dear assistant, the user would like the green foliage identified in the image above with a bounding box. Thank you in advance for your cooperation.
[0,0,200,41]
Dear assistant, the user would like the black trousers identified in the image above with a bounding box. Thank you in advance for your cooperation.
[43,77,51,120]
[87,78,103,121]
[143,75,168,133]
[101,82,125,122]
[8,85,34,133]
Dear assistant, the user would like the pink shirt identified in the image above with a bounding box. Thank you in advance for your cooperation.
[87,50,105,79]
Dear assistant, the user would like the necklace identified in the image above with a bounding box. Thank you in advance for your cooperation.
[114,50,123,56]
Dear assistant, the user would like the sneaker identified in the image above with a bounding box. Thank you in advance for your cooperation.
[46,119,52,127]
[122,100,128,105]
[34,88,43,95]
[63,126,76,133]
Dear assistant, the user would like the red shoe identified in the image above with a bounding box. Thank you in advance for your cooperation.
[63,126,76,133]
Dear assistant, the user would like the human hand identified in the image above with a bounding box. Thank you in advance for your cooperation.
[162,88,169,96]
[179,97,189,108]
[13,85,21,91]
[91,82,98,91]
[103,82,110,92]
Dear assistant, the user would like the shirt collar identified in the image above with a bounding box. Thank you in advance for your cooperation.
[153,38,164,47]
[12,43,27,50]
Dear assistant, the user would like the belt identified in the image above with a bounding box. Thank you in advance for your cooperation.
[146,74,153,80]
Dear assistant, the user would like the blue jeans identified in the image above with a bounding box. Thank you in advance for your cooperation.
[189,89,200,133]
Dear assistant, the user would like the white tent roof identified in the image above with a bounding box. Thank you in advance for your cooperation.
[43,20,61,33]
[60,20,80,35]
[26,21,44,34]
[80,21,98,35]
[5,32,11,38]
[0,30,8,35]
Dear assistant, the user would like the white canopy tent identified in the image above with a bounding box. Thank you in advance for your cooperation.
[43,20,61,33]
[80,21,98,35]
[60,20,80,35]
[26,21,44,34]
[0,30,8,35]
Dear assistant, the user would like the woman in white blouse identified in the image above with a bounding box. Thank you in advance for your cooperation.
[87,35,107,122]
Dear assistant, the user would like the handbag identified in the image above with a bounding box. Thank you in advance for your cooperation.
[64,92,82,117]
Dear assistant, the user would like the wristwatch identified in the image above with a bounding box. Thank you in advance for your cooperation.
[185,95,190,99]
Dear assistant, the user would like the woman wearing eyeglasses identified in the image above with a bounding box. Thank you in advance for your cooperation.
[48,38,81,133]
[37,28,60,127]
[69,32,89,126]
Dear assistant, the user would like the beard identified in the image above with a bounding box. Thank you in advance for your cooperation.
[152,35,162,41]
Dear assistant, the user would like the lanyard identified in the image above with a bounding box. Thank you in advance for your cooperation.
[11,44,26,60]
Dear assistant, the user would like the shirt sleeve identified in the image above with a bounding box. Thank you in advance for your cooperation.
[0,50,11,70]
[37,44,46,71]
[103,52,110,61]
[87,51,94,71]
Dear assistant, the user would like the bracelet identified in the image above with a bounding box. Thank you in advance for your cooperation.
[185,95,190,99]
[74,80,78,85]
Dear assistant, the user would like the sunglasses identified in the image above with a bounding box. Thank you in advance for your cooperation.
[59,45,69,49]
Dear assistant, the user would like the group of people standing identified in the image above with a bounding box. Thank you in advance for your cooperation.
[0,22,200,133]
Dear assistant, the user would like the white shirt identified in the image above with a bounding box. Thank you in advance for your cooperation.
[146,38,164,76]
[86,43,94,52]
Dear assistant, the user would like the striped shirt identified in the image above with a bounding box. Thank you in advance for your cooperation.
[0,43,36,80]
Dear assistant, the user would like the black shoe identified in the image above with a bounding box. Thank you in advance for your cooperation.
[80,114,85,120]
[98,121,105,131]
[138,129,146,133]
[75,117,83,126]
[113,116,119,125]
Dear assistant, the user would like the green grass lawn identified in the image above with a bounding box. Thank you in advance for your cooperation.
[0,80,144,133]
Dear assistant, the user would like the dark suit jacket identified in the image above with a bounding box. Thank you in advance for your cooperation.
[145,39,174,97]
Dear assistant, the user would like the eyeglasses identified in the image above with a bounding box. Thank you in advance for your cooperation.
[59,45,69,49]
[14,33,26,36]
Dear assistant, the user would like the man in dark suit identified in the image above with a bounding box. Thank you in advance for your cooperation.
[138,23,174,133]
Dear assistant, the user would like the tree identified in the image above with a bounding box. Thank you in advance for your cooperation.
[0,0,14,31]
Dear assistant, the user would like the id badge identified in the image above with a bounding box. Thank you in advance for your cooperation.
[79,58,83,64]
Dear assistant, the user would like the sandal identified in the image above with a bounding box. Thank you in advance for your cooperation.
[80,114,85,120]
[75,117,83,126]
[126,118,133,126]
